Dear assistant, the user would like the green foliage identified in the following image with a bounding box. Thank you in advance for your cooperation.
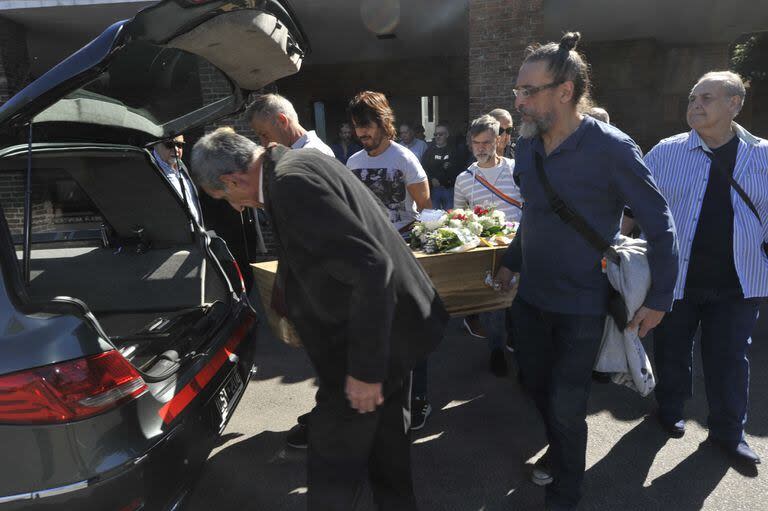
[732,33,768,83]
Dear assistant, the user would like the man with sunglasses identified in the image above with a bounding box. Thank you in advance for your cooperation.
[152,134,203,225]
[421,122,460,210]
[489,108,516,159]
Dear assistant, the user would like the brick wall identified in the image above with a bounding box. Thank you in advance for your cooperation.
[0,16,31,237]
[0,16,30,106]
[585,39,730,150]
[468,0,544,121]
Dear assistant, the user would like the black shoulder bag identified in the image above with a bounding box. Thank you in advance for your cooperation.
[703,149,768,256]
[534,152,629,329]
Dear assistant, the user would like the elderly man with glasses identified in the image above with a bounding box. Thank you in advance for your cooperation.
[152,134,203,225]
[421,122,461,210]
[645,71,768,466]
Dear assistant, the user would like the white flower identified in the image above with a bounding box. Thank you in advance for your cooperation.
[449,219,463,229]
[491,209,506,223]
[467,221,483,235]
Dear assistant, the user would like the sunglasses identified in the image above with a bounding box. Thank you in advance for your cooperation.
[498,127,514,136]
[163,141,185,150]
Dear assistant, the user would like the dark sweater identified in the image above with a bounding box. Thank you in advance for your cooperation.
[263,146,449,389]
[421,143,461,187]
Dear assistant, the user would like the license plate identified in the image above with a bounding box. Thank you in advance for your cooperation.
[213,367,245,432]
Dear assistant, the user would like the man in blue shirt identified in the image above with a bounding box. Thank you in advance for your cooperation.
[645,71,768,466]
[494,32,678,511]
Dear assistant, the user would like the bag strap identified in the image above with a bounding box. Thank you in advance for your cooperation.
[703,149,762,226]
[473,172,523,209]
[534,152,620,264]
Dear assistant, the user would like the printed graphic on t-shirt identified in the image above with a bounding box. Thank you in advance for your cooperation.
[351,167,408,224]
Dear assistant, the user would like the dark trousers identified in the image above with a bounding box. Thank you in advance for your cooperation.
[511,298,605,509]
[307,381,416,511]
[653,290,760,446]
[412,359,428,399]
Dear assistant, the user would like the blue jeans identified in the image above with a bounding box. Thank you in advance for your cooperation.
[653,289,760,446]
[511,298,605,509]
[431,186,454,211]
[480,309,506,351]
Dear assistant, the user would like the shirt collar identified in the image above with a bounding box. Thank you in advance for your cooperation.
[152,148,176,176]
[531,116,592,156]
[291,130,315,149]
[687,121,760,152]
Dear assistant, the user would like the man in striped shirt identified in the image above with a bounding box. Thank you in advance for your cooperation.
[454,114,523,377]
[645,71,767,465]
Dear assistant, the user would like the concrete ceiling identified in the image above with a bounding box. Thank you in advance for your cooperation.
[2,0,766,79]
[542,0,768,45]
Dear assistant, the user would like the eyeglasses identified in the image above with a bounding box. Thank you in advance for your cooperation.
[498,127,514,136]
[163,141,185,150]
[512,81,563,99]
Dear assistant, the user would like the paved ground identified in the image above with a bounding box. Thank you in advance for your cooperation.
[188,308,768,511]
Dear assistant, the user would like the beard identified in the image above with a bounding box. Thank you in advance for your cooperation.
[360,133,384,152]
[473,151,494,165]
[518,109,554,139]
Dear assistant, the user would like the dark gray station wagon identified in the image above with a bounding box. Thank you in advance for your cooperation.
[0,1,308,509]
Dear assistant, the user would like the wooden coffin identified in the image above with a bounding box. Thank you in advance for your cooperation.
[251,245,515,345]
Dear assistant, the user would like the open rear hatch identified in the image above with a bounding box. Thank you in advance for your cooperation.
[0,0,308,379]
[0,0,309,142]
[1,144,237,378]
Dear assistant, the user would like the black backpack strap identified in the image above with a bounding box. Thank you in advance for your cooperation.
[703,150,762,225]
[534,152,620,264]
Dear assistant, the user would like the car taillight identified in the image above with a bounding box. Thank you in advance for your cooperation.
[0,351,147,424]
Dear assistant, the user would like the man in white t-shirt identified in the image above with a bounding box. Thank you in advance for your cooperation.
[245,93,334,156]
[399,122,429,161]
[347,91,434,431]
[454,114,523,377]
[347,94,431,233]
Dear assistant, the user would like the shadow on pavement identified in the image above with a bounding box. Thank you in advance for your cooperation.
[191,430,309,511]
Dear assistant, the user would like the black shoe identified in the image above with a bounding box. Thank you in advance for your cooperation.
[296,412,311,426]
[286,423,308,449]
[531,450,553,486]
[490,348,508,377]
[410,398,432,431]
[709,438,761,465]
[657,414,685,438]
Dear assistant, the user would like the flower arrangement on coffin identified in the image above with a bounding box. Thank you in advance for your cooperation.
[410,205,518,254]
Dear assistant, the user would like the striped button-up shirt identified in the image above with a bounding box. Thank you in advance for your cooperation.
[645,123,768,299]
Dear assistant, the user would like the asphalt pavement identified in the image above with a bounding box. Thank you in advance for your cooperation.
[188,308,768,511]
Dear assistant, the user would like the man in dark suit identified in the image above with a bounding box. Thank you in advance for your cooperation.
[190,128,448,510]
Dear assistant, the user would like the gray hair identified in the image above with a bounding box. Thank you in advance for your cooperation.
[696,71,747,111]
[488,108,513,126]
[191,128,263,190]
[245,93,299,124]
[468,114,500,139]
